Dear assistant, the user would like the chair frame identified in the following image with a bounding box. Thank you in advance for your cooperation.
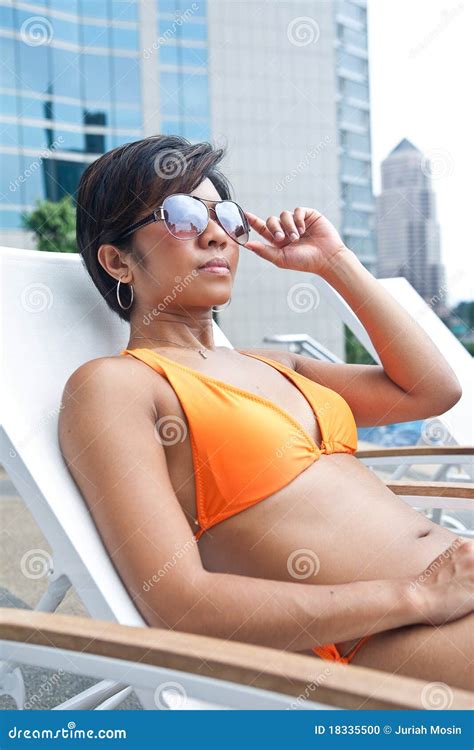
[1,607,473,711]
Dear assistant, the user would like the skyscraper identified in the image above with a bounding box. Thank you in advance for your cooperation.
[335,0,376,273]
[0,0,376,355]
[376,138,446,307]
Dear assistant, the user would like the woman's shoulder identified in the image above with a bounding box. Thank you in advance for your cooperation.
[60,353,166,419]
[58,353,164,451]
[64,352,159,389]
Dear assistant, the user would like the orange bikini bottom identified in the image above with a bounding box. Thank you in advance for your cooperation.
[313,635,372,664]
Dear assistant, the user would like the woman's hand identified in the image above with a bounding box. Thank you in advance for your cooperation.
[243,207,347,276]
[410,538,474,626]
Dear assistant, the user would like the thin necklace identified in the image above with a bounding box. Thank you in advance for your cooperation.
[130,336,210,359]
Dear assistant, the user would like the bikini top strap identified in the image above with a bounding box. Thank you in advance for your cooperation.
[120,348,167,376]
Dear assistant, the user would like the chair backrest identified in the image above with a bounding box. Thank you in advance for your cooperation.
[0,246,232,624]
[313,275,473,446]
[378,278,473,446]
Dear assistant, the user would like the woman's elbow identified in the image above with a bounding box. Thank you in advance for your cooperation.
[442,377,463,412]
[430,377,463,415]
[412,377,462,420]
[141,569,212,632]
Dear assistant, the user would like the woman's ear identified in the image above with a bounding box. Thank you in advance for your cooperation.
[97,244,132,282]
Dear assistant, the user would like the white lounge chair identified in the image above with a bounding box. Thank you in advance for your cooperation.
[310,275,473,447]
[1,246,473,710]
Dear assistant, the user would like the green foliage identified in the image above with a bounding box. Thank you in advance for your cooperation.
[344,325,376,364]
[23,196,77,253]
[452,300,474,330]
[440,300,474,356]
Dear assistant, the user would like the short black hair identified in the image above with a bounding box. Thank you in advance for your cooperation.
[76,134,233,321]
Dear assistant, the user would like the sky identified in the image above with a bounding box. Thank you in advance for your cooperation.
[367,0,473,305]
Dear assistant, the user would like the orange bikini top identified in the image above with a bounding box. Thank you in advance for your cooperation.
[120,348,358,539]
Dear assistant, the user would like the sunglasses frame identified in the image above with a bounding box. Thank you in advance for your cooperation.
[112,193,250,246]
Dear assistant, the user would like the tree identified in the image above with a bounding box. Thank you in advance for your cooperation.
[453,300,474,330]
[344,326,376,364]
[23,196,77,253]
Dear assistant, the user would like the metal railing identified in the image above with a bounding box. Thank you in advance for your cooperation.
[263,333,343,363]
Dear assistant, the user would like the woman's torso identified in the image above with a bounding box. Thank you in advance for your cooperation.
[120,347,457,652]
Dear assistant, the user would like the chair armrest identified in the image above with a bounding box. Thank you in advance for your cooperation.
[1,609,472,710]
[387,480,474,500]
[357,446,474,459]
[386,480,474,511]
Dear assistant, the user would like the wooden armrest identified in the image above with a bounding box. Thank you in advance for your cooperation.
[357,445,474,459]
[1,609,472,709]
[386,480,474,500]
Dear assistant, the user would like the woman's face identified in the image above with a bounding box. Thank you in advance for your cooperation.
[127,177,240,316]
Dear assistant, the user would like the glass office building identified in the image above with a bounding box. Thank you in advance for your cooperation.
[158,0,209,143]
[0,0,209,235]
[334,0,376,271]
[0,0,374,354]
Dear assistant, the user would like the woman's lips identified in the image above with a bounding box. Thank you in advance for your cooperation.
[197,266,230,274]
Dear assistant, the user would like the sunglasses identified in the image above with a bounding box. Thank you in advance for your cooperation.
[113,193,250,246]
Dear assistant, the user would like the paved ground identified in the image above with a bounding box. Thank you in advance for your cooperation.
[1,459,472,710]
[0,469,142,710]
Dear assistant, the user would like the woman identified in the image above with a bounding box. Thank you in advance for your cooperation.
[59,135,473,691]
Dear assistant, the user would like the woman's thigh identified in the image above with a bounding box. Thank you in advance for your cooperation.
[350,611,474,693]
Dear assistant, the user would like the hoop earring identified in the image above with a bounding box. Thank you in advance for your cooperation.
[211,297,231,312]
[116,278,134,311]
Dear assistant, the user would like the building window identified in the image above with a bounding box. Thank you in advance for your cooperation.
[111,26,139,51]
[159,71,181,116]
[0,210,25,229]
[338,103,369,128]
[82,23,110,48]
[182,72,209,118]
[341,130,371,153]
[337,50,367,76]
[17,37,51,95]
[341,155,370,179]
[82,53,112,101]
[111,56,141,105]
[111,0,138,22]
[338,1,367,24]
[80,0,109,20]
[51,48,82,99]
[50,0,79,14]
[49,16,80,45]
[0,152,22,202]
[339,78,369,103]
[337,24,367,51]
[344,183,373,205]
[182,120,210,142]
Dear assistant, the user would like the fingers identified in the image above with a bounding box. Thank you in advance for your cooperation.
[244,239,284,266]
[293,207,307,234]
[245,208,308,243]
[244,211,275,244]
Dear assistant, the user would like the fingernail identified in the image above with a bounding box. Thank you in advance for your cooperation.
[290,232,299,241]
[275,231,285,240]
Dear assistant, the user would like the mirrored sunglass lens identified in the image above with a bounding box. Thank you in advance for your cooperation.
[163,195,208,239]
[216,201,249,245]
